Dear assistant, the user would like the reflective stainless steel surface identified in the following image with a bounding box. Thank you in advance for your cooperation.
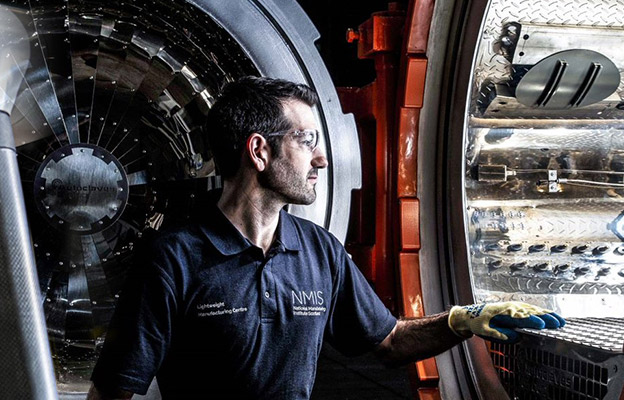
[519,317,624,353]
[0,6,58,399]
[0,4,30,113]
[421,0,624,396]
[34,145,129,233]
[12,2,257,392]
[462,0,624,316]
[491,324,624,400]
[1,0,361,395]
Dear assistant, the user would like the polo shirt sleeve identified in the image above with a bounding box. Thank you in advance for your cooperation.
[324,246,397,356]
[90,240,178,395]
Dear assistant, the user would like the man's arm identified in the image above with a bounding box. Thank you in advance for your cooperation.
[374,312,463,367]
[374,301,566,367]
[86,383,133,400]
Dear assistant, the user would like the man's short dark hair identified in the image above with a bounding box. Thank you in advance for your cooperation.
[204,76,319,179]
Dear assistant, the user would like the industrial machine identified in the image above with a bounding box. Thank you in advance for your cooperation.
[0,0,359,397]
[1,0,624,399]
[427,1,624,399]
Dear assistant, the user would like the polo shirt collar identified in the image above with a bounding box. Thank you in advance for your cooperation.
[202,205,252,256]
[201,196,302,256]
[275,209,302,252]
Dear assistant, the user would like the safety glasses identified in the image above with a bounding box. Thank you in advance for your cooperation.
[265,129,319,152]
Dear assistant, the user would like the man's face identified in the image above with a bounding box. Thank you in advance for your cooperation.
[259,100,328,205]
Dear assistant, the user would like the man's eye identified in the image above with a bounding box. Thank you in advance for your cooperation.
[293,130,316,149]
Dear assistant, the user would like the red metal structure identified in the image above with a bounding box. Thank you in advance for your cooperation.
[340,2,439,398]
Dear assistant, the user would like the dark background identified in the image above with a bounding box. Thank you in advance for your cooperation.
[297,0,403,88]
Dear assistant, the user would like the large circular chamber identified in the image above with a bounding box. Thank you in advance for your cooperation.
[419,0,624,398]
[454,0,624,318]
[2,0,359,394]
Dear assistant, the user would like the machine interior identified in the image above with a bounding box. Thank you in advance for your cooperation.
[463,0,624,319]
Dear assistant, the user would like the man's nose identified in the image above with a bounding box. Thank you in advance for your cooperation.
[312,146,328,169]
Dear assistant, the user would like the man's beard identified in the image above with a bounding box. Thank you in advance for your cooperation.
[259,158,317,205]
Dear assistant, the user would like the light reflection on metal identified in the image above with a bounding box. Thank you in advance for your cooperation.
[5,0,361,395]
[491,318,624,398]
[0,4,58,399]
[463,0,624,317]
[8,0,257,393]
[33,144,128,234]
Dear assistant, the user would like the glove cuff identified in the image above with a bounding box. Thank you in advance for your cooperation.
[448,306,474,339]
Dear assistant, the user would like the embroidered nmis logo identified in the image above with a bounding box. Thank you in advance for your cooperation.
[291,290,326,317]
[291,290,324,306]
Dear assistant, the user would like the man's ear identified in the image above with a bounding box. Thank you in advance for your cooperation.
[245,133,270,172]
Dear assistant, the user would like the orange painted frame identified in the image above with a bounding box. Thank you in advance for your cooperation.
[340,1,438,397]
[396,0,439,396]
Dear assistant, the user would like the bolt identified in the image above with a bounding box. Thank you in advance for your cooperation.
[346,28,359,43]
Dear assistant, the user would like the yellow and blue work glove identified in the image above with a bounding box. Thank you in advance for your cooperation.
[448,301,565,343]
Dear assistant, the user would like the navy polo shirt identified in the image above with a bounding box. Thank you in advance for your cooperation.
[92,198,396,399]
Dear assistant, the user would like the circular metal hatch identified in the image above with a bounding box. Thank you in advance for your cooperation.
[4,0,360,394]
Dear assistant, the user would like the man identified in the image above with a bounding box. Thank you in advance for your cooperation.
[88,76,564,399]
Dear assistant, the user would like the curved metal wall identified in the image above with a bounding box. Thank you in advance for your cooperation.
[420,0,624,398]
[0,0,360,396]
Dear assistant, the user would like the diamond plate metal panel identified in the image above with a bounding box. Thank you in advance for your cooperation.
[473,0,624,116]
[463,0,624,316]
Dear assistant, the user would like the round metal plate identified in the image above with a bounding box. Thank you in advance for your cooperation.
[33,144,128,234]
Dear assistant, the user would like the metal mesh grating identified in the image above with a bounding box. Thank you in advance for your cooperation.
[489,318,624,400]
[491,343,610,399]
[518,317,624,353]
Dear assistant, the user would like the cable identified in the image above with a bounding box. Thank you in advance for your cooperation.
[558,179,624,188]
[513,168,624,176]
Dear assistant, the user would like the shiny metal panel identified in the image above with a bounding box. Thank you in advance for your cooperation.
[519,317,624,353]
[491,339,624,399]
[420,0,624,398]
[491,319,624,399]
[462,0,624,317]
[0,6,57,399]
[0,112,58,399]
[0,5,30,113]
[31,0,81,144]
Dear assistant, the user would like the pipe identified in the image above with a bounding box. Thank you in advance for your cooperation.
[0,6,58,400]
[0,111,58,399]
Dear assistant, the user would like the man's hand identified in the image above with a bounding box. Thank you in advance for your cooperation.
[448,301,565,343]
